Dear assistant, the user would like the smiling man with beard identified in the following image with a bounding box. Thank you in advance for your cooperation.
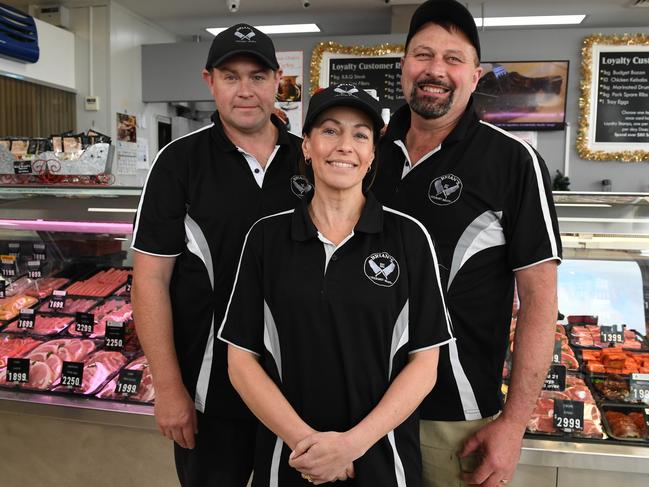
[372,1,562,487]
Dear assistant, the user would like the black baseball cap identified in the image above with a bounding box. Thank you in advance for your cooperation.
[303,84,384,138]
[205,23,280,70]
[406,0,481,61]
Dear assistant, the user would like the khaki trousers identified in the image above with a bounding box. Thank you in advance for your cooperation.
[420,415,498,487]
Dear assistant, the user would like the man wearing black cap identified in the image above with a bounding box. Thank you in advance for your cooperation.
[131,23,303,486]
[373,1,561,486]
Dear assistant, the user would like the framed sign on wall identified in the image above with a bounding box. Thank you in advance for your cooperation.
[578,34,649,162]
[310,42,405,113]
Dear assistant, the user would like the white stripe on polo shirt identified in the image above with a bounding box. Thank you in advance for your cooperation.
[382,206,454,339]
[131,123,214,256]
[479,121,561,261]
[217,209,296,343]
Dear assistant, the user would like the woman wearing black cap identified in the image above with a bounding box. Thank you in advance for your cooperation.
[218,85,453,486]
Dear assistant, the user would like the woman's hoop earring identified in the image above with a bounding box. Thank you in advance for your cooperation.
[305,158,312,166]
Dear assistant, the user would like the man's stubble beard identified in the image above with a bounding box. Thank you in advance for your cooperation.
[408,84,454,120]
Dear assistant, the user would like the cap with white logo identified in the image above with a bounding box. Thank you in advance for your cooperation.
[205,23,280,70]
[303,84,384,139]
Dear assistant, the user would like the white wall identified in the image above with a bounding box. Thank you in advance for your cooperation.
[67,1,177,186]
[108,1,177,186]
[0,18,75,91]
[70,5,110,136]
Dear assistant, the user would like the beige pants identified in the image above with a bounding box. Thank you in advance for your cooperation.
[420,415,498,487]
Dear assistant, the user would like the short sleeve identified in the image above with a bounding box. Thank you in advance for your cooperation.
[403,217,454,353]
[217,223,265,355]
[506,146,562,271]
[131,148,187,257]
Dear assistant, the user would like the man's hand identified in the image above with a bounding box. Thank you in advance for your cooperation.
[289,432,358,484]
[154,383,198,450]
[458,416,525,486]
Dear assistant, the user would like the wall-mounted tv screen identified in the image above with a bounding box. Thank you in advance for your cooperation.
[473,60,569,131]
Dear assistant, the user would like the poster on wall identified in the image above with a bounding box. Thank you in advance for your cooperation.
[474,61,569,131]
[115,113,137,175]
[310,42,405,114]
[578,34,649,162]
[275,51,303,136]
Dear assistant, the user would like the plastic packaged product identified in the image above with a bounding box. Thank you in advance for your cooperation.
[0,334,41,368]
[581,349,649,375]
[570,325,646,350]
[603,408,649,440]
[67,300,130,338]
[38,297,98,314]
[6,277,69,300]
[65,269,130,297]
[25,277,70,299]
[96,355,154,403]
[3,315,72,336]
[0,295,38,321]
[16,338,96,390]
[54,350,128,394]
[526,375,605,439]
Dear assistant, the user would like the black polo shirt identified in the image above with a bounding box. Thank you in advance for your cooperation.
[132,111,303,419]
[373,99,562,422]
[218,193,453,487]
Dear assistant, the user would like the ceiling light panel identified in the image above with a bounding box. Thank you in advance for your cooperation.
[206,23,320,36]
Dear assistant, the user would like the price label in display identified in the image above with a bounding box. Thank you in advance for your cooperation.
[13,160,32,175]
[49,290,67,310]
[600,325,624,344]
[552,340,562,364]
[125,274,132,294]
[17,309,35,330]
[115,369,143,396]
[1,256,16,278]
[553,399,584,432]
[105,321,125,350]
[32,243,46,261]
[60,361,84,388]
[27,260,42,279]
[644,408,649,432]
[630,373,649,404]
[75,312,95,335]
[0,280,5,299]
[6,358,29,384]
[543,364,567,392]
[7,242,20,256]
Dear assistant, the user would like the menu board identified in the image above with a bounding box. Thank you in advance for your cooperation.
[328,57,405,113]
[594,51,649,143]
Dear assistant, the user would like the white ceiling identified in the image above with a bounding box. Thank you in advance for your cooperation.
[5,0,649,39]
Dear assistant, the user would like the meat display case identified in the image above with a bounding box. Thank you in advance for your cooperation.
[0,186,176,487]
[1,187,649,487]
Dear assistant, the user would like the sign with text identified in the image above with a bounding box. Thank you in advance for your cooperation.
[6,358,29,383]
[553,399,584,432]
[599,324,625,345]
[543,364,567,391]
[630,373,649,404]
[115,369,142,396]
[595,52,649,144]
[579,35,649,161]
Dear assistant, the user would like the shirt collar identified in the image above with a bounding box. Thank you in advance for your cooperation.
[384,96,479,146]
[291,191,384,242]
[210,111,292,151]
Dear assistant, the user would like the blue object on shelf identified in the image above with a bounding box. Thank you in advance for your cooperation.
[0,3,39,64]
